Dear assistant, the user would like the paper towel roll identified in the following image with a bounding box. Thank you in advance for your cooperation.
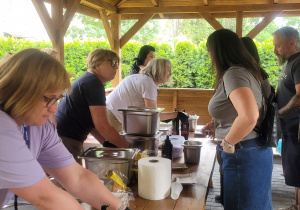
[138,157,172,200]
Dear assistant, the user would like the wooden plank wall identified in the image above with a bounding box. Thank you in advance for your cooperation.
[105,88,214,125]
[157,88,214,125]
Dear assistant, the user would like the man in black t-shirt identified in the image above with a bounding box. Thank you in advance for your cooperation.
[273,26,300,210]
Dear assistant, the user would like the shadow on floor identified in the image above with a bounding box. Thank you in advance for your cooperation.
[205,154,295,210]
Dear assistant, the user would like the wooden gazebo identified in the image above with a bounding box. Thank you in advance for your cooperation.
[33,0,300,87]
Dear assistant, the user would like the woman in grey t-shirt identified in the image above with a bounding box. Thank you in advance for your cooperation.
[203,29,273,209]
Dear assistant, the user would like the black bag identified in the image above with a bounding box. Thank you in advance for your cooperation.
[260,86,281,147]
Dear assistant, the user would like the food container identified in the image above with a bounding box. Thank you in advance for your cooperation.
[120,131,162,156]
[118,106,164,136]
[183,141,202,164]
[79,147,139,185]
[161,135,185,159]
[188,115,199,132]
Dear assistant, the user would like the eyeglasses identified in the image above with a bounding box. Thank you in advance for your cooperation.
[107,59,119,67]
[44,95,64,108]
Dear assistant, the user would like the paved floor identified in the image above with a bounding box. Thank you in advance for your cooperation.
[205,151,296,210]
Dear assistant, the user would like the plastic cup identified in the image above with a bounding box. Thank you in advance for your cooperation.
[170,182,183,200]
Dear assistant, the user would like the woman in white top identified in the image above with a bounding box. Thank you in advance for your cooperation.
[106,58,177,132]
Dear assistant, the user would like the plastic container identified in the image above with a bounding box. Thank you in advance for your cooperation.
[188,115,199,132]
[161,135,184,159]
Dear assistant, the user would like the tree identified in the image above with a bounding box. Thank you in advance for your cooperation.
[66,13,160,44]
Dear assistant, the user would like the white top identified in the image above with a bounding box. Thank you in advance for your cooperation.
[106,74,158,123]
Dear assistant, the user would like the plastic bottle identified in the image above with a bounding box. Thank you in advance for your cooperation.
[162,135,173,161]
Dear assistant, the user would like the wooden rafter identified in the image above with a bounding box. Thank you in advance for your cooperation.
[31,0,56,42]
[200,12,223,30]
[151,0,159,7]
[236,11,243,37]
[159,13,164,18]
[120,13,155,48]
[116,0,127,7]
[118,4,300,14]
[246,11,282,38]
[120,11,300,20]
[81,0,117,13]
[62,0,81,35]
[99,9,114,49]
[203,0,209,6]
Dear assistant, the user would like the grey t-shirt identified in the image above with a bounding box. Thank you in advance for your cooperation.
[208,66,265,140]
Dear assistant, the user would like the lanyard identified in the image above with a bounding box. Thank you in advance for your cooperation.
[14,125,30,210]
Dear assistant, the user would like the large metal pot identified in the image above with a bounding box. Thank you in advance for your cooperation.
[78,147,139,185]
[120,132,162,156]
[118,106,164,136]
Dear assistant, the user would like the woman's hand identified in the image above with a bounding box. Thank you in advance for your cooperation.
[220,141,235,154]
[201,121,215,139]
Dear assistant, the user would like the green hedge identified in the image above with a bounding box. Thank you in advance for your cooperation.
[0,37,281,88]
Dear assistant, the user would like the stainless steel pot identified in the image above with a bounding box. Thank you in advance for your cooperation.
[118,106,164,136]
[120,132,162,156]
[78,147,139,185]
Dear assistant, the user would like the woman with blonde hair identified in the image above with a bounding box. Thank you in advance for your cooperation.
[55,48,129,162]
[106,58,177,133]
[0,48,126,209]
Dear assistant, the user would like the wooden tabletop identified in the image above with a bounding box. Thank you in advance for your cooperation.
[127,135,217,210]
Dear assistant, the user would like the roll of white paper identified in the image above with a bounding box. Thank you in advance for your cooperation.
[138,157,172,200]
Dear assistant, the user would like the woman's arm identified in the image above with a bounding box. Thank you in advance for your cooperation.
[221,87,259,153]
[45,162,124,210]
[89,105,129,148]
[10,176,84,210]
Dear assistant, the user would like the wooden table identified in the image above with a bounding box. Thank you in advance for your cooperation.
[127,134,217,210]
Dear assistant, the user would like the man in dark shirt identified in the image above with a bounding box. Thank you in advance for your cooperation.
[273,26,300,210]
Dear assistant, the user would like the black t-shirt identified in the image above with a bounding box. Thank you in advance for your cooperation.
[277,52,300,135]
[55,72,106,142]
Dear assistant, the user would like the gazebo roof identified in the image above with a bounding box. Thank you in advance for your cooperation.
[71,0,300,20]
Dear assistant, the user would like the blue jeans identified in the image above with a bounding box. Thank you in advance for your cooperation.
[218,138,273,210]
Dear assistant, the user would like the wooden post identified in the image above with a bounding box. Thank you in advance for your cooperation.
[110,13,122,88]
[236,11,243,37]
[51,0,64,63]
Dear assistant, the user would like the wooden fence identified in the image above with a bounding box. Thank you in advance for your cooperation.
[106,88,214,125]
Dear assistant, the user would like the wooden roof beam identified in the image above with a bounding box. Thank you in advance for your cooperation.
[81,0,117,13]
[120,13,155,48]
[120,10,300,20]
[246,11,282,38]
[203,0,209,6]
[99,9,114,49]
[116,0,127,7]
[151,0,159,7]
[62,0,81,35]
[118,4,300,14]
[31,0,56,42]
[200,12,223,30]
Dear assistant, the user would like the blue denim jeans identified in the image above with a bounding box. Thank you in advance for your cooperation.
[218,138,273,210]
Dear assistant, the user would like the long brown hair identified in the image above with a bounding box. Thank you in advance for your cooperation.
[206,29,263,89]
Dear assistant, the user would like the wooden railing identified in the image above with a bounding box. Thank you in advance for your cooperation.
[105,88,214,125]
